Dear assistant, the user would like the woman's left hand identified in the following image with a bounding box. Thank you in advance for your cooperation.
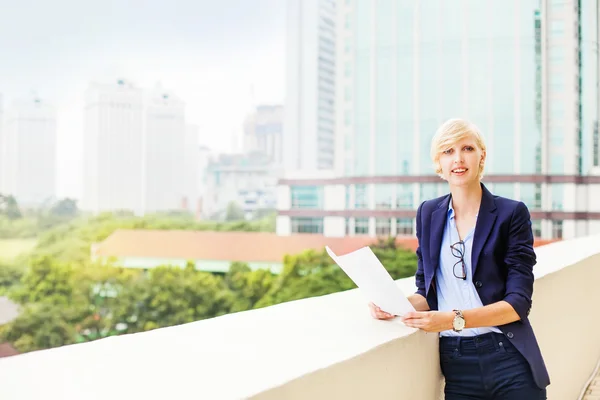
[401,311,454,333]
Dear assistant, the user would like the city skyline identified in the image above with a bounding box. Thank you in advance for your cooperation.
[0,0,286,200]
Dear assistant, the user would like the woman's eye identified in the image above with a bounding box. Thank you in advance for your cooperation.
[443,149,453,154]
[464,146,474,151]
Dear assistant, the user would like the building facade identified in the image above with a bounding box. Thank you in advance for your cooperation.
[83,80,144,215]
[283,0,336,171]
[1,97,57,206]
[243,105,284,166]
[278,0,600,240]
[202,152,280,220]
[143,86,186,213]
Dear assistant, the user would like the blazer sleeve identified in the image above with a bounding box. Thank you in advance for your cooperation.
[414,201,427,298]
[503,201,537,321]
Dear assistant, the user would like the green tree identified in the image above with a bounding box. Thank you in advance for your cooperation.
[0,263,25,295]
[49,198,79,218]
[0,195,22,220]
[224,262,274,312]
[0,302,76,352]
[10,255,75,305]
[113,265,232,333]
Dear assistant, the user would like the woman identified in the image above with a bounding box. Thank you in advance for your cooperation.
[369,118,549,399]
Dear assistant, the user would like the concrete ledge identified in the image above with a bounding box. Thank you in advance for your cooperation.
[0,235,599,399]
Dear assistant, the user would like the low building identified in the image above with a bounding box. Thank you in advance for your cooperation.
[91,229,421,274]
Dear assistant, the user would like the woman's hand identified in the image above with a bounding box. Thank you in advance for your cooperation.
[368,302,396,320]
[401,311,454,333]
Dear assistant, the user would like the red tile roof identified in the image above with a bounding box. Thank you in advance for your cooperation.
[94,230,420,263]
[93,230,558,264]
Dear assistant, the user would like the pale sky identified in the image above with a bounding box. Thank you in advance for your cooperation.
[0,0,286,199]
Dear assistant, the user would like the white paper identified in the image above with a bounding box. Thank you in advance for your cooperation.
[325,246,415,316]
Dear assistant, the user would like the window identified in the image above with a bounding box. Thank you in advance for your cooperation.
[355,218,369,234]
[355,184,368,209]
[552,220,563,239]
[376,218,391,236]
[291,186,323,209]
[550,20,565,37]
[548,47,564,64]
[549,73,564,92]
[532,220,542,238]
[291,217,324,234]
[396,218,413,235]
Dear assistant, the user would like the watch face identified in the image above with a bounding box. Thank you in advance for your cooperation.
[454,317,465,331]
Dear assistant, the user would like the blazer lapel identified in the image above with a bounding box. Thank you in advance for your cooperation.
[429,195,450,270]
[471,184,497,277]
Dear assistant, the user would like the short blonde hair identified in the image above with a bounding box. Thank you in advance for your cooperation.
[430,118,487,179]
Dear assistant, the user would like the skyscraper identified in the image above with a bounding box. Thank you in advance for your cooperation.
[283,0,336,171]
[243,105,284,166]
[277,0,600,240]
[83,79,144,215]
[1,96,57,206]
[143,86,186,213]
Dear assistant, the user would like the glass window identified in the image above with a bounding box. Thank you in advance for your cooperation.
[354,184,368,209]
[290,186,323,209]
[550,20,565,37]
[375,184,394,209]
[548,47,564,64]
[376,218,391,236]
[549,73,564,92]
[552,220,563,239]
[355,217,369,234]
[551,183,564,210]
[396,218,413,235]
[291,217,324,234]
[396,184,413,208]
[532,220,542,238]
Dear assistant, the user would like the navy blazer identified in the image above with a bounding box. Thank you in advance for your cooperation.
[414,183,550,389]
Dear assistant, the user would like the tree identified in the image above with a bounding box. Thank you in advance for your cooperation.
[0,195,22,220]
[256,243,418,308]
[0,263,25,295]
[225,201,245,221]
[49,198,79,218]
[224,262,274,312]
[112,265,232,333]
[10,255,75,306]
[0,302,76,352]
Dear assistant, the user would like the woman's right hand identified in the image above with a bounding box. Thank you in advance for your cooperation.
[368,302,395,320]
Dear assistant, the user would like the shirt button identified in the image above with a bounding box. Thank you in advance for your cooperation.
[506,332,514,339]
[475,281,483,288]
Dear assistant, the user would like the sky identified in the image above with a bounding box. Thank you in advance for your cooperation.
[0,0,286,199]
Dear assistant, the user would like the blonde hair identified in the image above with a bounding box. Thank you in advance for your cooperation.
[430,118,487,180]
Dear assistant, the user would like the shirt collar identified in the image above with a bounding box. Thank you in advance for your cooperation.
[447,198,479,220]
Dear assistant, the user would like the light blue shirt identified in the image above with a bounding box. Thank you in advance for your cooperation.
[436,199,502,337]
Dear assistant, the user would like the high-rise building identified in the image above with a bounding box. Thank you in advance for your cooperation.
[143,86,186,213]
[83,79,144,215]
[183,124,200,215]
[277,0,600,240]
[283,0,336,171]
[1,97,57,206]
[243,105,284,166]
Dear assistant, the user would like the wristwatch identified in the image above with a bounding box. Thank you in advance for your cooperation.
[452,309,466,332]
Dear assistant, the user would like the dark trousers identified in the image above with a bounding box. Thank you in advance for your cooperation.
[439,332,547,400]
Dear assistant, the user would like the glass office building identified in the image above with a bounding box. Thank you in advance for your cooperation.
[280,0,600,239]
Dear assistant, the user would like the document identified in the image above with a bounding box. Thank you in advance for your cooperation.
[325,246,415,316]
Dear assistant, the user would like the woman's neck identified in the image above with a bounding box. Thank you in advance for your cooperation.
[450,182,483,217]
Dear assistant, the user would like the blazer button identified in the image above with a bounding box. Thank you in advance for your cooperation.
[506,332,514,339]
[475,281,483,288]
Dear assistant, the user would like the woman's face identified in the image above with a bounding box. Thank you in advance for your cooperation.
[438,136,485,187]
